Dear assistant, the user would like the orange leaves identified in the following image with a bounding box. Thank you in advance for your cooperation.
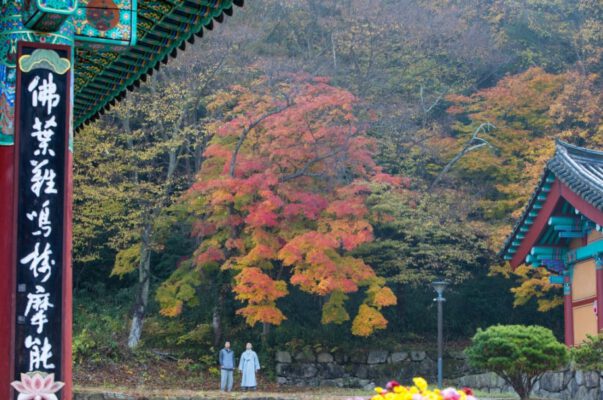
[372,286,397,308]
[159,300,183,318]
[233,267,288,326]
[195,247,225,266]
[238,244,278,267]
[351,304,388,337]
[324,219,373,251]
[174,75,404,335]
[278,232,337,266]
[233,267,288,304]
[236,305,287,326]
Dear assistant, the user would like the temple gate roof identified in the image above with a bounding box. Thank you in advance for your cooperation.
[501,140,603,269]
[74,0,243,129]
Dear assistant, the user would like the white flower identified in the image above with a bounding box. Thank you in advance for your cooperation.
[11,372,64,400]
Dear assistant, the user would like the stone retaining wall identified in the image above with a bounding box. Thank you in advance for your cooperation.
[274,348,471,388]
[457,369,603,400]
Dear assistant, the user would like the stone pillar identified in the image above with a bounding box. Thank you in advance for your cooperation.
[0,2,74,398]
[563,272,574,346]
[596,254,603,334]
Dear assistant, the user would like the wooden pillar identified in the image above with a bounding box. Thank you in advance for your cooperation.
[62,151,74,399]
[596,254,603,334]
[0,145,15,400]
[0,6,74,397]
[563,272,574,346]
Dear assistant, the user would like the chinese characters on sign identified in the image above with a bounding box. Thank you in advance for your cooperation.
[14,43,70,399]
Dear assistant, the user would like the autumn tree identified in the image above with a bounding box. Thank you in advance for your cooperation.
[156,76,400,338]
[74,52,229,348]
[445,66,602,309]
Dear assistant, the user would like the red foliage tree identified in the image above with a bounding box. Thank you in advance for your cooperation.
[157,75,403,336]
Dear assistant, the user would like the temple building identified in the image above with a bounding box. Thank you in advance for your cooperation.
[501,140,603,346]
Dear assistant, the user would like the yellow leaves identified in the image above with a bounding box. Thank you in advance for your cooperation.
[373,286,397,308]
[489,261,512,279]
[159,300,183,318]
[351,304,388,337]
[321,291,350,325]
[210,189,234,205]
[111,243,141,276]
[156,260,201,317]
[343,281,397,335]
[157,281,187,317]
[236,244,277,269]
[365,278,397,308]
[498,264,564,312]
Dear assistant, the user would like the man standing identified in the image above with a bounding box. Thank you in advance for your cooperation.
[219,341,235,392]
[238,342,260,391]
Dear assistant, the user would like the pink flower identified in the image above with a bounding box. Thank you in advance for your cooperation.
[441,387,461,400]
[386,380,401,390]
[11,372,64,400]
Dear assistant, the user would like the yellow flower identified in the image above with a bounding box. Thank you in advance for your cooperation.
[371,395,384,400]
[393,386,405,393]
[375,387,384,394]
[413,377,428,392]
[425,392,441,400]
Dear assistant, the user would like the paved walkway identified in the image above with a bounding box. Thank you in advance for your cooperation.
[74,387,522,400]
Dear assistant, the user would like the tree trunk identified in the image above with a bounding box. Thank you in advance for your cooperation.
[212,306,222,347]
[212,289,224,347]
[261,322,271,345]
[128,223,152,348]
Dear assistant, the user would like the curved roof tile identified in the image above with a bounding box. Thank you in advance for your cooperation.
[500,139,603,258]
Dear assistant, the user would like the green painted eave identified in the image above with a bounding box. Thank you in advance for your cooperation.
[73,0,242,129]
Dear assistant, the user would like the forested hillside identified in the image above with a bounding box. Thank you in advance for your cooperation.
[72,0,601,379]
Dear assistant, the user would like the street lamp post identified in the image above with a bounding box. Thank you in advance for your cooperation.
[432,280,448,389]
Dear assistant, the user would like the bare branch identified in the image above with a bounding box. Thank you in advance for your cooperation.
[280,147,344,182]
[430,122,496,189]
[229,103,291,177]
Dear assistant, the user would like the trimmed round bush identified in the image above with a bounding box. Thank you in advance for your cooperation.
[465,324,568,400]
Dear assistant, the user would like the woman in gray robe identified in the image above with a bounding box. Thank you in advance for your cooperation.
[238,342,260,390]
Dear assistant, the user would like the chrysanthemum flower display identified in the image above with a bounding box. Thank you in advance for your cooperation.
[347,377,478,400]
